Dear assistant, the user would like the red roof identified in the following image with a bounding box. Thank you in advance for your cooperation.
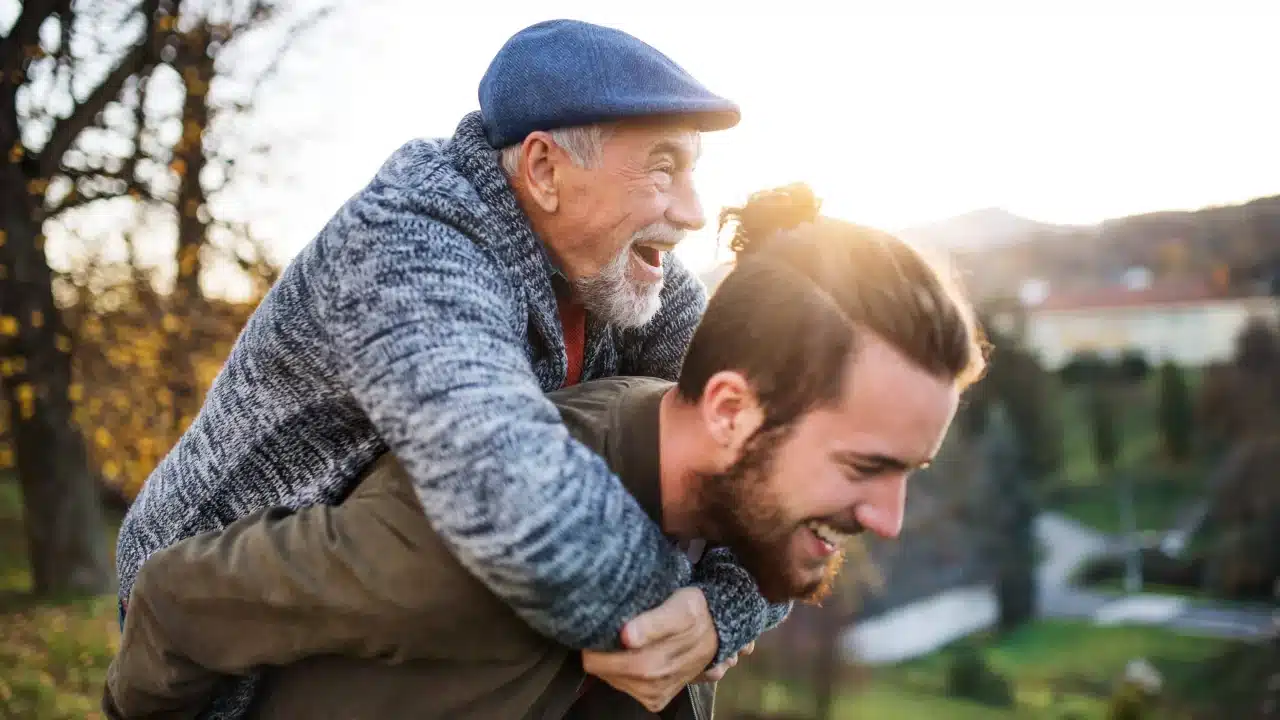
[1027,281,1236,312]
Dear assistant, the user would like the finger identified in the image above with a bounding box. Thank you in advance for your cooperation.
[583,644,685,683]
[622,598,696,649]
[582,648,647,678]
[741,641,756,656]
[700,663,729,683]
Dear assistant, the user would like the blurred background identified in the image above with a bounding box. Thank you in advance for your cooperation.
[1,1,1277,718]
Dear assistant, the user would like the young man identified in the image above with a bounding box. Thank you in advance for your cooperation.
[106,187,987,719]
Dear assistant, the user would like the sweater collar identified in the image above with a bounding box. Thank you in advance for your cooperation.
[444,111,566,365]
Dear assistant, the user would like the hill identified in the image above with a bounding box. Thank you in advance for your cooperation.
[929,195,1280,301]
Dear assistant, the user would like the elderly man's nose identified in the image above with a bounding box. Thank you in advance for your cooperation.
[668,181,706,231]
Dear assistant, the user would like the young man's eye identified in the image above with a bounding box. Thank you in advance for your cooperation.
[862,465,885,477]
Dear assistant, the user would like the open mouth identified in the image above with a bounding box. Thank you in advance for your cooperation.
[632,244,663,268]
[805,520,855,553]
[631,239,678,268]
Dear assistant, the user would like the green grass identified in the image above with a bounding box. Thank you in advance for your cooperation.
[720,620,1243,719]
[0,476,120,720]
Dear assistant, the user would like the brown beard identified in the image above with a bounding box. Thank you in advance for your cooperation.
[695,424,845,604]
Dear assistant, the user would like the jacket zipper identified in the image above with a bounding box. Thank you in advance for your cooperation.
[687,686,703,720]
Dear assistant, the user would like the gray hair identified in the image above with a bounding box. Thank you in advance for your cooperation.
[500,124,612,176]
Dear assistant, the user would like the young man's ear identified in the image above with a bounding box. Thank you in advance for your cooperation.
[699,370,764,460]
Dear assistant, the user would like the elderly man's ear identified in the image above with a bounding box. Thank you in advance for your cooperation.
[699,370,765,465]
[514,132,562,213]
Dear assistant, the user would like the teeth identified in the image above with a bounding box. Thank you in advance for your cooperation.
[637,241,677,252]
[807,521,849,548]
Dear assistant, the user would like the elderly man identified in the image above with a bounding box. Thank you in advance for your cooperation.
[103,186,988,719]
[113,18,778,718]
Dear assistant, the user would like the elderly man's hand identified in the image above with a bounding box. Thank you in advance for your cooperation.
[581,587,718,712]
[696,640,754,683]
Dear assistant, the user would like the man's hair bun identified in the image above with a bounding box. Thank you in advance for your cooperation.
[719,182,822,257]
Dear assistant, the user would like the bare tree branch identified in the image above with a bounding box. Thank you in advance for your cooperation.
[220,3,334,114]
[1,0,64,68]
[48,166,158,215]
[36,0,162,179]
[226,1,275,36]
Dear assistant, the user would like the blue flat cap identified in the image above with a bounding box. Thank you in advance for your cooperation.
[479,19,740,149]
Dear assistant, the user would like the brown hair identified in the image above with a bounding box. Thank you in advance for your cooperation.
[678,183,988,432]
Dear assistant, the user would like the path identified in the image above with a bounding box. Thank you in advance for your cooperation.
[840,511,1277,665]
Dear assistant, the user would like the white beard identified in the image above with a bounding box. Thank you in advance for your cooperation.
[573,243,664,330]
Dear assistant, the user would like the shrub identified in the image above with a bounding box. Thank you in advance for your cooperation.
[1157,360,1193,462]
[945,643,1015,708]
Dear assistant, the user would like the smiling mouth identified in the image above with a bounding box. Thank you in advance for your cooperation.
[806,520,857,552]
[632,240,677,268]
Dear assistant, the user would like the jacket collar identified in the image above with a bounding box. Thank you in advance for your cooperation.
[605,381,667,527]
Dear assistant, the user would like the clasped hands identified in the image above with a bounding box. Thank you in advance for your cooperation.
[581,588,754,712]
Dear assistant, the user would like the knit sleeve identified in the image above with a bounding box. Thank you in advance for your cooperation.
[693,547,794,663]
[615,251,707,380]
[312,203,697,651]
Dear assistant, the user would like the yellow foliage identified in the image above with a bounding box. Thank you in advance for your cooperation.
[0,286,262,499]
[0,357,26,377]
[14,384,34,420]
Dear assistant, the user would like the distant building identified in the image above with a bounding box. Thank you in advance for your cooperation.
[703,263,1280,370]
[1021,281,1280,369]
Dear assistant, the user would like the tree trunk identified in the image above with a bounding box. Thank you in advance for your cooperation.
[162,26,213,432]
[0,165,112,596]
[812,606,842,720]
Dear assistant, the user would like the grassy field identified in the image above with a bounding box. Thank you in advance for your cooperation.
[0,477,120,720]
[863,620,1239,718]
[718,620,1243,719]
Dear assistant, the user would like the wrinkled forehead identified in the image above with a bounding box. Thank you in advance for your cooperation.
[605,118,702,162]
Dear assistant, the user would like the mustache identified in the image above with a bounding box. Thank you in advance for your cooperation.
[629,223,686,246]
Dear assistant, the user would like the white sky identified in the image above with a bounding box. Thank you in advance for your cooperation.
[40,0,1280,277]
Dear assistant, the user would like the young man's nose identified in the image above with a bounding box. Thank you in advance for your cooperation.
[853,475,907,540]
